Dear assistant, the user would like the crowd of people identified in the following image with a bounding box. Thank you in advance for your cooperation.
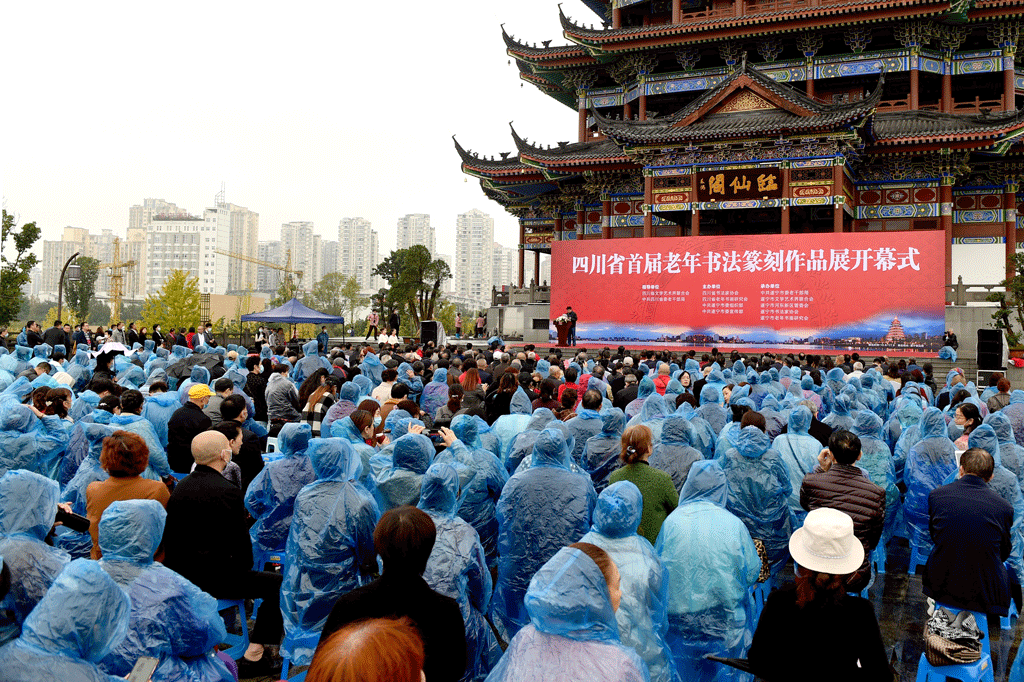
[0,327,1021,681]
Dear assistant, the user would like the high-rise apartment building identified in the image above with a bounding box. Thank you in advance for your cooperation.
[128,198,185,289]
[492,243,519,291]
[208,202,259,293]
[319,240,340,283]
[455,209,494,308]
[280,221,315,291]
[338,218,380,292]
[396,214,435,256]
[146,214,225,294]
[40,227,145,302]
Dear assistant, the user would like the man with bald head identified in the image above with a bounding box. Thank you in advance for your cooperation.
[162,430,284,674]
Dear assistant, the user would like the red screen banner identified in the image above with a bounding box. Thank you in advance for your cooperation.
[550,231,946,352]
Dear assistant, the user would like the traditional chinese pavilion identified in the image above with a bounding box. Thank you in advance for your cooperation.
[455,0,1024,288]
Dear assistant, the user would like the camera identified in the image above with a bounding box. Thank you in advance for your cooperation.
[55,507,91,533]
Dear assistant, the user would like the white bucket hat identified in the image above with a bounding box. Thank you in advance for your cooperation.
[789,508,864,575]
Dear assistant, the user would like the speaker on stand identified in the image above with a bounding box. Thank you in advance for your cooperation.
[977,328,1003,370]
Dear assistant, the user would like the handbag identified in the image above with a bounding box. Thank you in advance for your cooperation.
[752,538,770,583]
[923,605,983,666]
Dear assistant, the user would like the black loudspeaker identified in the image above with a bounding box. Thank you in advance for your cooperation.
[977,328,1003,370]
[420,321,438,345]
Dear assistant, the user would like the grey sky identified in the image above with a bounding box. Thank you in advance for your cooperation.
[3,1,596,261]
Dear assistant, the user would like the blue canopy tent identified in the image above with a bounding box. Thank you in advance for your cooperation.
[242,298,345,343]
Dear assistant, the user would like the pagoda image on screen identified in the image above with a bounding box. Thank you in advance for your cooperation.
[456,0,1024,291]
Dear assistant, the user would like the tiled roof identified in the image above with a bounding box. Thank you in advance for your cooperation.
[502,26,589,60]
[453,136,525,171]
[872,110,1024,143]
[511,124,628,164]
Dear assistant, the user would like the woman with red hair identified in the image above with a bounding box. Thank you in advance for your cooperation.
[307,617,425,682]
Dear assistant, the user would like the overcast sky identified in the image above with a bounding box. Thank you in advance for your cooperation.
[3,1,599,259]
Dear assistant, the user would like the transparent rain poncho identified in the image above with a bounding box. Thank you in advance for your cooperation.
[174,365,211,406]
[420,368,450,422]
[889,398,925,479]
[108,413,171,479]
[656,460,760,682]
[396,362,423,402]
[649,415,703,495]
[359,352,384,387]
[695,385,727,435]
[329,414,381,494]
[0,404,70,478]
[626,376,657,420]
[822,394,855,433]
[851,410,901,545]
[491,388,535,462]
[680,404,717,460]
[292,340,329,385]
[140,390,181,449]
[418,462,502,681]
[66,349,93,393]
[59,423,118,559]
[583,409,627,494]
[0,470,70,647]
[630,394,673,446]
[581,481,679,682]
[720,426,792,574]
[568,407,604,467]
[491,427,597,643]
[986,411,1024,481]
[487,546,650,682]
[967,425,1024,585]
[96,500,233,682]
[449,415,509,564]
[757,397,786,441]
[370,433,435,511]
[904,407,958,554]
[771,406,820,527]
[505,408,556,474]
[281,439,380,666]
[245,422,316,555]
[1002,390,1024,448]
[0,559,130,682]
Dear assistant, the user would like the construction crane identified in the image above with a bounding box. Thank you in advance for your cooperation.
[215,248,305,291]
[98,237,136,323]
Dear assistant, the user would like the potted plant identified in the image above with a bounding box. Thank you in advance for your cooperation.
[987,252,1024,357]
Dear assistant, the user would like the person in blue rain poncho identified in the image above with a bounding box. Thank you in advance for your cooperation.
[967,425,1024,585]
[492,427,597,643]
[649,414,703,495]
[371,432,435,510]
[825,367,847,398]
[584,408,627,493]
[487,545,650,682]
[0,403,71,478]
[396,362,424,403]
[0,559,130,682]
[245,422,316,557]
[329,412,381,491]
[771,406,820,527]
[656,460,760,682]
[11,345,31,376]
[0,470,70,646]
[360,351,384,387]
[851,410,901,546]
[141,388,181,450]
[491,388,534,462]
[986,411,1024,480]
[292,340,327,384]
[418,462,502,682]
[756,397,786,440]
[581,481,679,682]
[749,372,772,409]
[66,348,93,393]
[95,500,233,682]
[568,392,604,466]
[630,394,673,446]
[109,405,171,481]
[322,381,361,435]
[421,368,450,423]
[1003,390,1024,448]
[175,364,211,405]
[678,403,717,460]
[714,397,755,460]
[59,423,118,559]
[505,407,555,474]
[904,406,958,556]
[720,425,792,574]
[351,374,374,402]
[449,415,509,565]
[473,415,502,460]
[281,438,379,667]
[822,393,855,433]
[888,397,924,477]
[626,376,657,420]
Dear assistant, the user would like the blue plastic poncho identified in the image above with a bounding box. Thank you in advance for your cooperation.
[0,470,70,646]
[418,462,502,681]
[0,404,71,478]
[96,500,232,682]
[59,423,118,559]
[771,406,820,527]
[492,388,534,462]
[889,398,925,477]
[720,426,792,574]
[492,427,597,642]
[630,394,672,445]
[371,433,435,510]
[505,408,555,474]
[329,415,379,492]
[420,368,450,421]
[66,349,93,393]
[569,407,604,466]
[967,425,1024,584]
[986,412,1024,481]
[626,376,656,420]
[245,422,316,555]
[291,340,325,385]
[649,415,702,495]
[1003,391,1024,448]
[584,409,627,493]
[140,391,180,449]
[450,415,509,564]
[822,394,855,433]
[904,407,957,554]
[581,482,678,682]
[396,362,423,401]
[488,545,650,682]
[850,410,901,545]
[322,382,360,435]
[174,364,211,406]
[0,559,130,682]
[656,460,760,682]
[281,439,379,665]
[682,406,717,461]
[360,352,384,387]
[109,413,171,479]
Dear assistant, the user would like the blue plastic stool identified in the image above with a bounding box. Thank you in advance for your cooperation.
[281,659,308,681]
[935,603,991,657]
[1000,598,1018,630]
[909,542,930,574]
[750,577,773,624]
[914,653,994,682]
[216,599,250,660]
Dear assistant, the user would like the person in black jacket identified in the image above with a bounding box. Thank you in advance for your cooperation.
[924,447,1014,616]
[318,506,467,682]
[161,430,283,676]
[219,394,264,491]
[165,384,214,474]
[41,321,67,349]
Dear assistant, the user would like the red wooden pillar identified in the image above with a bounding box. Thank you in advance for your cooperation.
[734,0,743,17]
[940,180,953,285]
[613,7,622,28]
[942,55,953,112]
[805,61,815,98]
[643,174,654,237]
[672,0,682,22]
[832,162,844,232]
[1004,48,1016,112]
[1006,183,1018,277]
[602,194,612,239]
[517,223,525,288]
[909,55,920,109]
[578,99,587,142]
[576,207,585,241]
[623,101,632,121]
[554,214,563,242]
[781,165,791,234]
[639,92,647,121]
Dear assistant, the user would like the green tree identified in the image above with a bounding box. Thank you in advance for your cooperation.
[434,299,457,336]
[140,270,201,332]
[339,275,368,334]
[371,245,451,331]
[0,210,41,327]
[63,256,100,326]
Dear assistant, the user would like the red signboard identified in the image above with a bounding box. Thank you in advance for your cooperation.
[550,231,946,351]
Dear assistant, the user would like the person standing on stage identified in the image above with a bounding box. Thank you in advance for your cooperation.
[566,306,578,347]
